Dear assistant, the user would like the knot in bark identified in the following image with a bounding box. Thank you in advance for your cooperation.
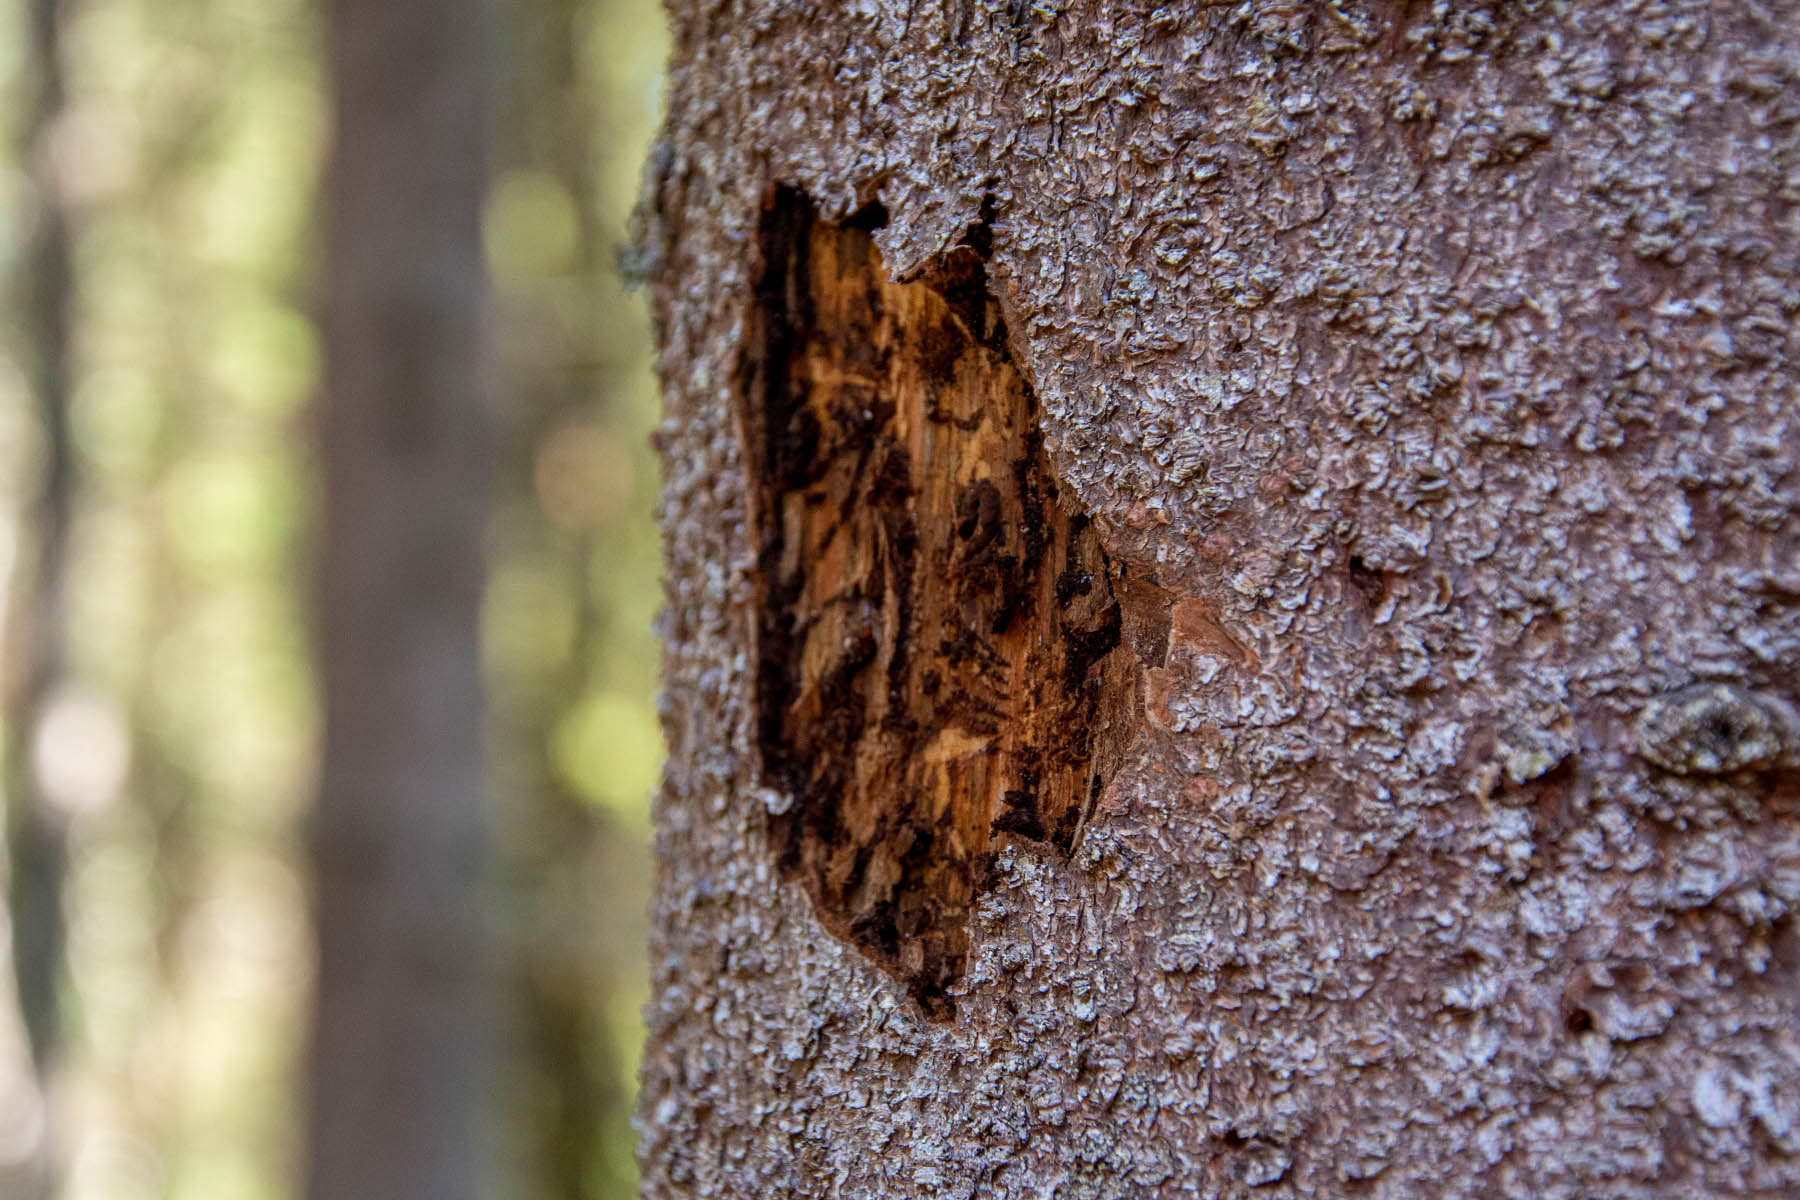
[1632,683,1793,776]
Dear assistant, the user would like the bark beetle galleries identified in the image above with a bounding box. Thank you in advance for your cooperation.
[742,187,1132,1020]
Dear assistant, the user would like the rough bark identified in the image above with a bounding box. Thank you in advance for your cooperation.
[308,2,492,1197]
[638,2,1800,1196]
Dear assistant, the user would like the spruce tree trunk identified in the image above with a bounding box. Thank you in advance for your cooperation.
[308,2,491,1197]
[3,0,74,1193]
[637,3,1800,1195]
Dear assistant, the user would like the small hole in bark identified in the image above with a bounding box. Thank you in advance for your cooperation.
[1704,713,1740,749]
[1565,1007,1594,1035]
[1347,554,1382,600]
[742,186,1136,1020]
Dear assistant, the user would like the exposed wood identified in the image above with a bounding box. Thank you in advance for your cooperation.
[744,190,1136,1018]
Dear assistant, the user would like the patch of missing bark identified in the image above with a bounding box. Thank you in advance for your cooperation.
[741,186,1136,1019]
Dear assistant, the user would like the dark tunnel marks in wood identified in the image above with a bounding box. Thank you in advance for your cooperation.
[743,188,1136,1018]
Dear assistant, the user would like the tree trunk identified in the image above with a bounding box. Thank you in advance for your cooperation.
[637,2,1800,1196]
[308,2,492,1197]
[2,0,75,1193]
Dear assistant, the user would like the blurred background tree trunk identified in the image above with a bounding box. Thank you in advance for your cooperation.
[309,2,492,1198]
[0,0,663,1194]
[2,0,76,1192]
[638,2,1800,1195]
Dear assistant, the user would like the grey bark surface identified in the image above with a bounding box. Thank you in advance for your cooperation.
[637,2,1800,1196]
[307,2,492,1197]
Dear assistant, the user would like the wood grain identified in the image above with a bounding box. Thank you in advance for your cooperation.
[743,189,1132,1018]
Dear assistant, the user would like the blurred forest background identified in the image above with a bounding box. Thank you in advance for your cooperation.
[0,0,669,1195]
